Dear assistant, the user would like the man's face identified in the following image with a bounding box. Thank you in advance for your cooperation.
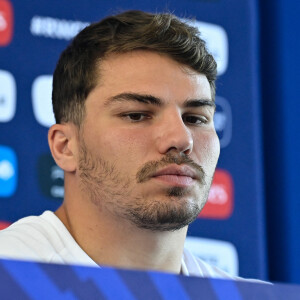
[77,51,220,231]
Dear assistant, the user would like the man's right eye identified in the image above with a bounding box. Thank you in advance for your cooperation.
[122,113,151,122]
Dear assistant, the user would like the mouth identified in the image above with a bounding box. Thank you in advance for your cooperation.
[151,165,199,187]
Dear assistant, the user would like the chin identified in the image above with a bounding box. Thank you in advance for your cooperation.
[126,195,204,232]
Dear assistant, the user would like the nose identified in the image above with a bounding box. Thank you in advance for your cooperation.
[155,111,193,156]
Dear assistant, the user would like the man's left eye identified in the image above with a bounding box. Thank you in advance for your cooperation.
[183,115,207,125]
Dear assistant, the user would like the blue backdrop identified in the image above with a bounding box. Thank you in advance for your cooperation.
[260,0,300,283]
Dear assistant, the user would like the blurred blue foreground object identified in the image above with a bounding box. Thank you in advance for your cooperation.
[0,259,299,300]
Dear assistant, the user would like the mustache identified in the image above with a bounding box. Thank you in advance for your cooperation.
[136,152,205,184]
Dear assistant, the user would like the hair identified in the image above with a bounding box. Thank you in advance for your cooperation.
[52,10,217,126]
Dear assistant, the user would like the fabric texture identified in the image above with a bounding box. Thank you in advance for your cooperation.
[0,211,253,280]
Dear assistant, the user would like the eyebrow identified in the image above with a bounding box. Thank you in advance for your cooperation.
[183,99,216,109]
[104,92,215,109]
[104,93,162,107]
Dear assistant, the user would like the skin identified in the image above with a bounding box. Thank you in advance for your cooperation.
[48,50,220,274]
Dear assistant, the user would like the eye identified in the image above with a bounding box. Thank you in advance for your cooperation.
[182,115,207,125]
[122,113,151,122]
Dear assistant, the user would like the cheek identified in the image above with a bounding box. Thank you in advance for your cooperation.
[193,131,220,167]
[96,128,152,161]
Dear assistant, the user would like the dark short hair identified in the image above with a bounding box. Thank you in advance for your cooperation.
[52,10,217,126]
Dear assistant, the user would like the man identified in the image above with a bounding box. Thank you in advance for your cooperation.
[0,10,235,279]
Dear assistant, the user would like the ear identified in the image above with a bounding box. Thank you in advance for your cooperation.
[48,123,78,172]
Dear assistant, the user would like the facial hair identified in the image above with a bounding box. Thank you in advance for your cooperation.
[78,139,213,232]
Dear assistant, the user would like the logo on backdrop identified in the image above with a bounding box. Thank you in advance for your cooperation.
[214,96,232,148]
[184,236,239,276]
[0,0,13,46]
[32,75,55,127]
[199,169,234,219]
[0,220,10,230]
[30,16,89,40]
[0,69,16,122]
[0,145,17,197]
[37,154,64,200]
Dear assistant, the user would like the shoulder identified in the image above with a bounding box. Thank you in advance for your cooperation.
[182,248,269,284]
[182,247,236,279]
[0,211,96,266]
[0,211,65,262]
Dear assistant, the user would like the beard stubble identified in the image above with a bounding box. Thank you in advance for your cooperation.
[78,140,213,232]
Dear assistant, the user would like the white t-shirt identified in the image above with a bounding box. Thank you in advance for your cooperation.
[0,211,246,279]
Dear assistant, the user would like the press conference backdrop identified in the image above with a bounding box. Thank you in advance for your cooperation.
[0,0,267,280]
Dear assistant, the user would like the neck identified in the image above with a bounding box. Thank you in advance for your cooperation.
[55,199,187,274]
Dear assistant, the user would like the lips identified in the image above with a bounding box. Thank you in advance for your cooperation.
[136,154,205,185]
[153,165,199,179]
[151,165,200,187]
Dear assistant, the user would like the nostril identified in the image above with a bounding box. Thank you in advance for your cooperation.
[184,147,193,156]
[167,146,178,152]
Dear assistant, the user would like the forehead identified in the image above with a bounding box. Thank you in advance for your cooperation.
[90,50,212,105]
